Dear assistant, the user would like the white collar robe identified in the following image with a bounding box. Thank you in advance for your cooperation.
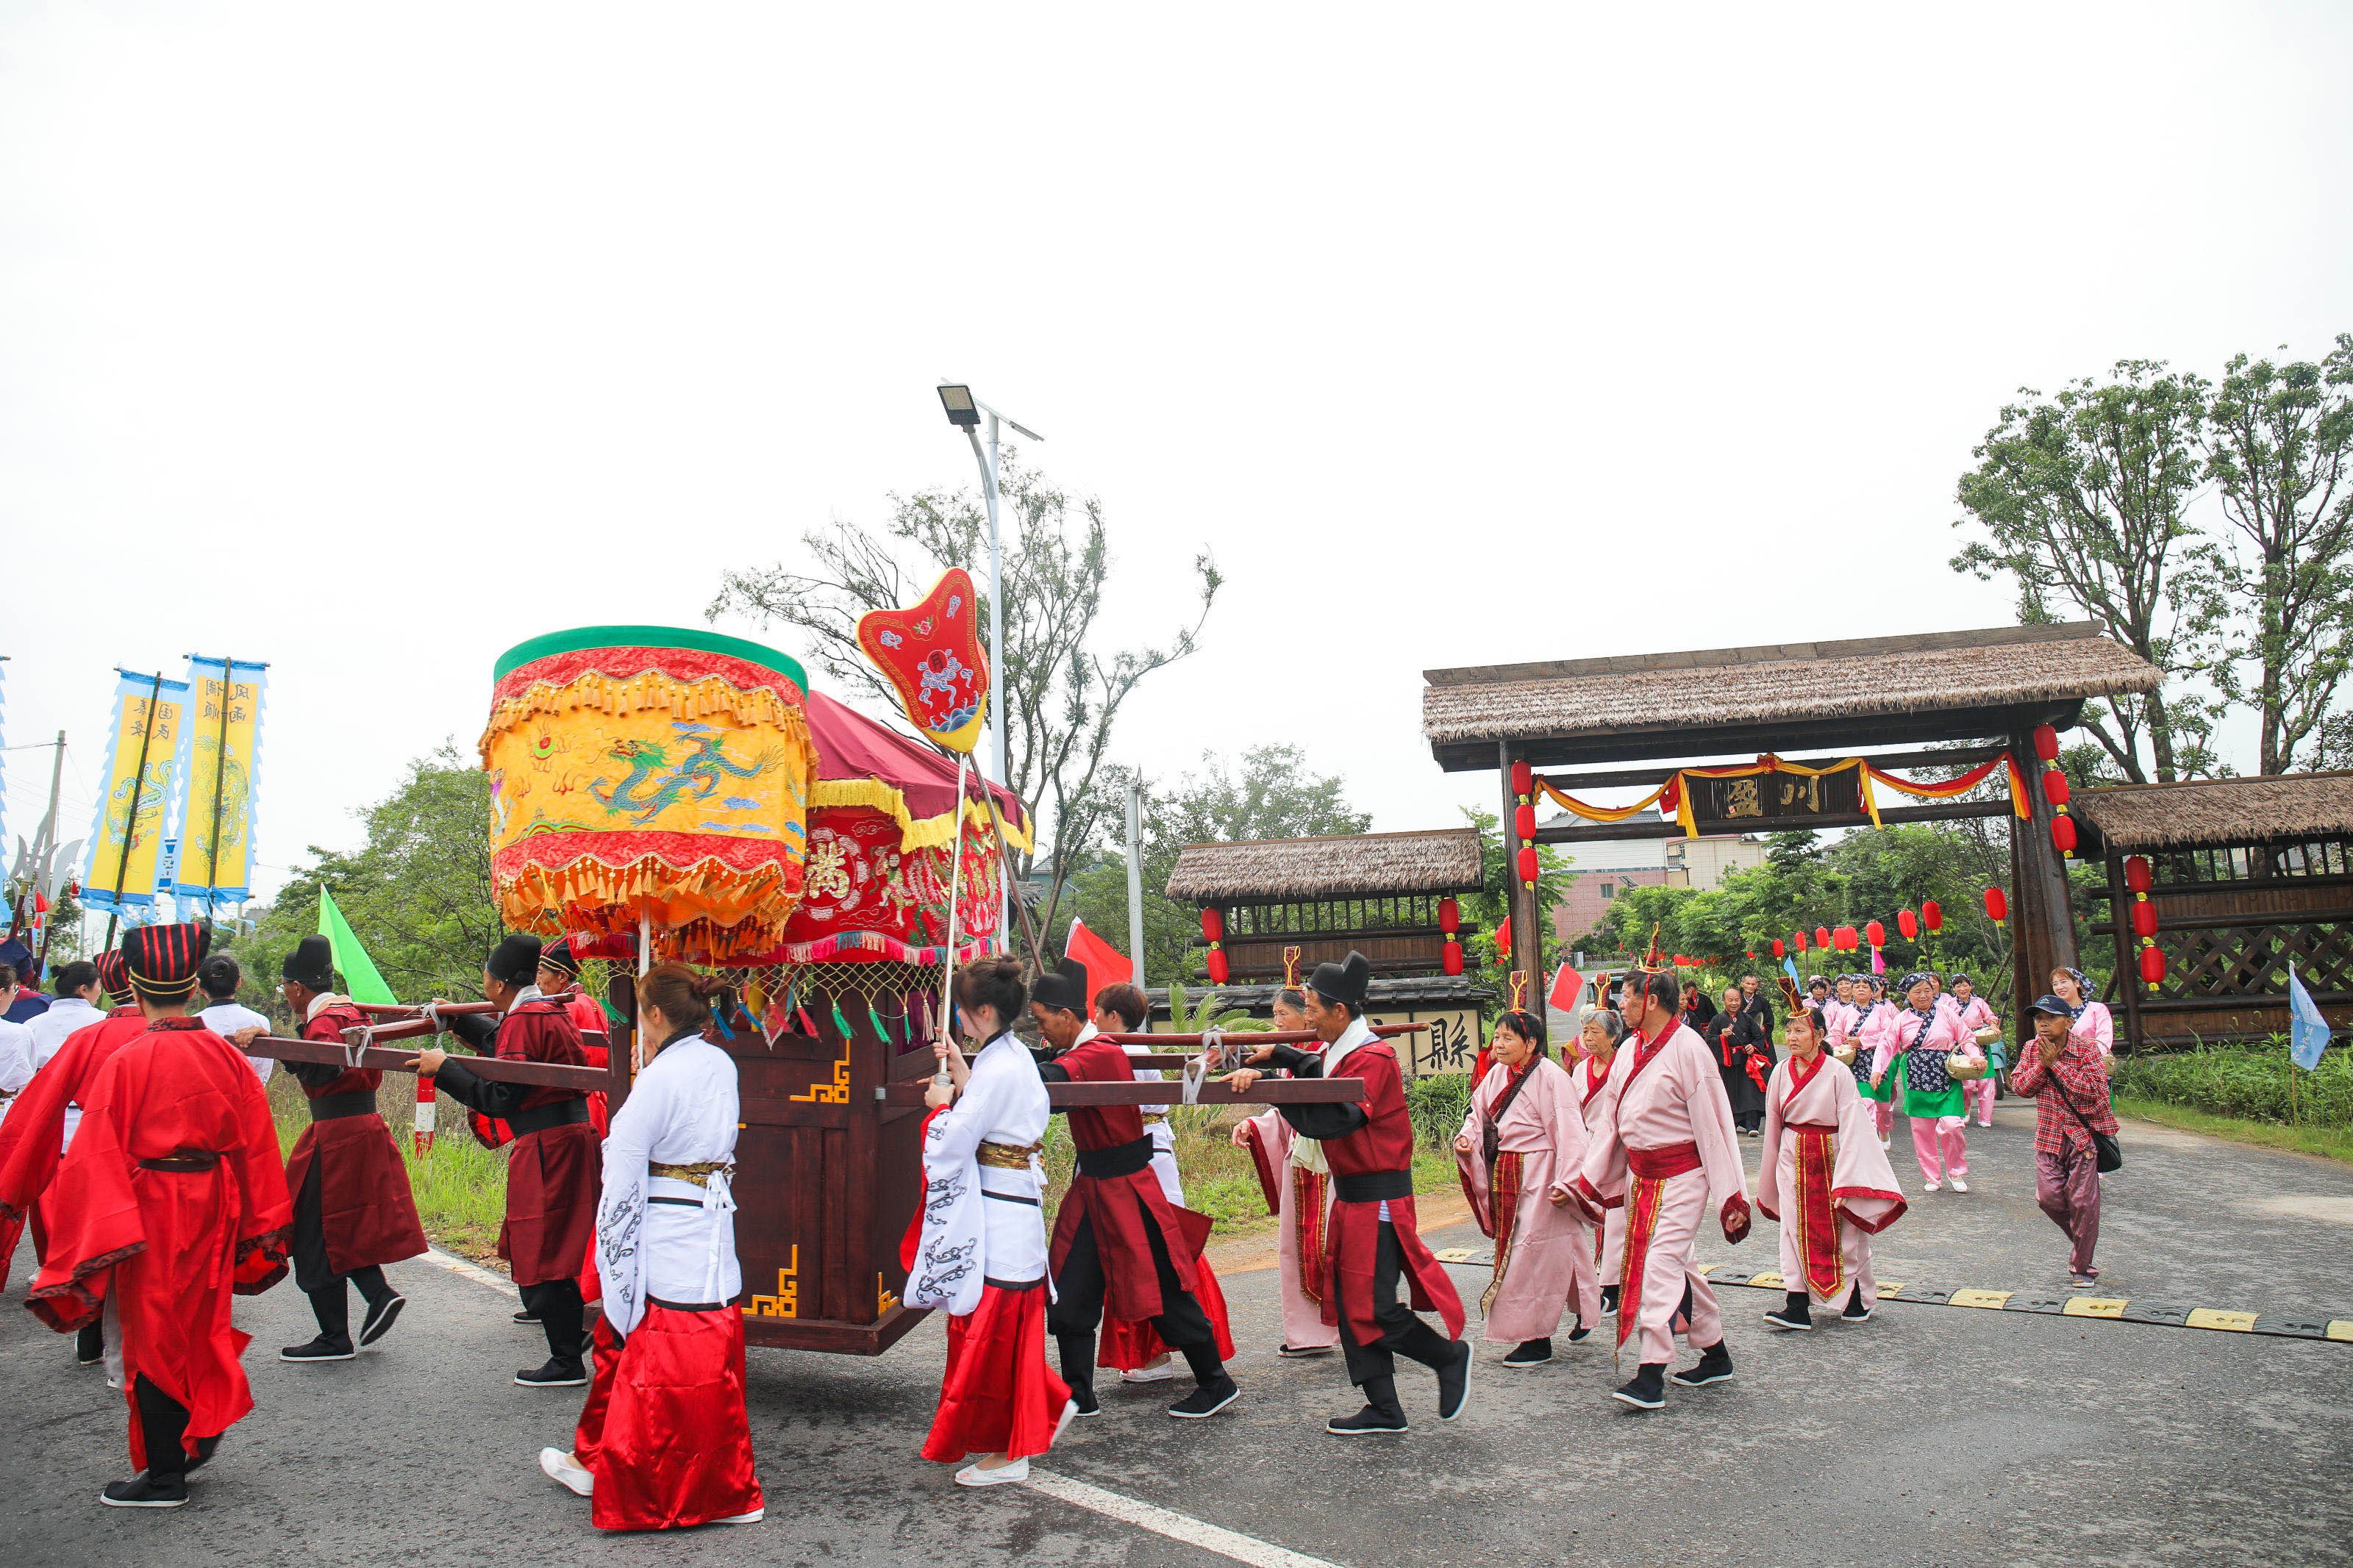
[595,1034,742,1335]
[910,1032,1049,1317]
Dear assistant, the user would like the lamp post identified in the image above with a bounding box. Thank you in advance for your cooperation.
[937,382,1043,941]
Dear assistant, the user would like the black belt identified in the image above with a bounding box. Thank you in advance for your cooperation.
[983,1189,1040,1206]
[1332,1169,1413,1204]
[648,1195,704,1208]
[647,1297,730,1312]
[985,1274,1045,1292]
[1074,1134,1154,1181]
[138,1153,219,1173]
[308,1091,378,1123]
[509,1099,589,1136]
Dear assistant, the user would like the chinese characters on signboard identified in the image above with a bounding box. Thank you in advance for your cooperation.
[1685,767,1861,829]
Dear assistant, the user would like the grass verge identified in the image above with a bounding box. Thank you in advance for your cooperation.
[2113,1093,2353,1168]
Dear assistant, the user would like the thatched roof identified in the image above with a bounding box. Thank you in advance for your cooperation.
[2074,773,2353,852]
[1165,828,1484,902]
[1422,623,2162,769]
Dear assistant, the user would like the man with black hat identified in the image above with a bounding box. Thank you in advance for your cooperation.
[24,922,292,1508]
[1032,956,1240,1422]
[0,934,48,1024]
[1228,951,1471,1435]
[417,933,598,1385]
[276,934,426,1363]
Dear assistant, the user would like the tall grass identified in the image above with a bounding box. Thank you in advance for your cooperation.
[2110,1039,2353,1129]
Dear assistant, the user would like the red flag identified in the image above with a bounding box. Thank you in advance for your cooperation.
[1548,963,1582,1013]
[1064,917,1133,995]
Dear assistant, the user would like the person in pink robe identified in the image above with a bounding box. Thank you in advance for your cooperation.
[1452,1010,1596,1367]
[1834,977,1898,1145]
[1950,976,2000,1126]
[1571,1008,1627,1319]
[1231,987,1338,1358]
[1871,974,1979,1192]
[1756,1003,1906,1331]
[1569,968,1751,1411]
[2051,967,2115,1073]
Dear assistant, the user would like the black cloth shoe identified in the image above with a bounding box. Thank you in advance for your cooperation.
[1599,1285,1620,1317]
[76,1323,106,1366]
[1168,1375,1239,1419]
[360,1292,406,1347]
[1842,1285,1873,1322]
[1501,1338,1553,1367]
[101,1475,188,1508]
[1565,1324,1593,1344]
[1277,1342,1335,1357]
[1437,1339,1474,1420]
[512,1308,540,1325]
[514,1358,589,1388]
[1327,1403,1409,1435]
[1763,1292,1813,1331]
[280,1334,356,1363]
[1671,1341,1734,1387]
[1612,1363,1667,1410]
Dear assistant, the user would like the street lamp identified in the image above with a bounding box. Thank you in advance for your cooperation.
[937,380,1043,934]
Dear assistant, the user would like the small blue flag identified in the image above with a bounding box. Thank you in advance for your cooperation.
[1782,957,1803,991]
[2289,961,2332,1071]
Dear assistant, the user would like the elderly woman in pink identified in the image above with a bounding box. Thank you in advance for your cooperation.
[1949,975,2001,1127]
[1871,973,1979,1192]
[1832,975,1898,1148]
[1453,1009,1596,1368]
[2051,967,2114,1074]
[1231,987,1338,1359]
[1572,1007,1627,1319]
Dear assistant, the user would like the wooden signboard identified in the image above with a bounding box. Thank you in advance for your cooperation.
[1365,1004,1484,1078]
[1684,766,1862,831]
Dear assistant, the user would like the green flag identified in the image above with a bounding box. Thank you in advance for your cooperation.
[318,886,397,1006]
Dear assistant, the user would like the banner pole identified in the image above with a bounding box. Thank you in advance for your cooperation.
[201,657,235,931]
[102,671,166,951]
[935,752,968,1088]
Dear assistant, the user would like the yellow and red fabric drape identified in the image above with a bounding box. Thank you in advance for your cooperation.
[1534,753,2027,840]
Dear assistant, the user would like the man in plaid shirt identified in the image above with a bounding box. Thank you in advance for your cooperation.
[2009,995,2118,1289]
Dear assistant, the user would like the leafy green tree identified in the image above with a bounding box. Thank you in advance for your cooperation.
[709,454,1222,946]
[1952,359,2221,781]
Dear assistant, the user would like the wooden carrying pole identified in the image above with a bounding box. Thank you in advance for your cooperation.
[880,1076,1368,1109]
[238,1033,607,1094]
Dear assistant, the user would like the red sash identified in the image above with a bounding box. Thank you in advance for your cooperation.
[1626,1141,1701,1180]
[1790,1125,1843,1299]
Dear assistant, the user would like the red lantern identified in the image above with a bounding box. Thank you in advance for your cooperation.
[1815,925,1832,949]
[1984,887,2007,924]
[1793,931,1809,953]
[1513,802,1538,842]
[1923,899,1943,932]
[1897,909,1918,942]
[1207,947,1230,985]
[1201,906,1224,942]
[1771,938,1785,959]
[1438,896,1460,934]
[1832,926,1854,951]
[2139,945,2167,985]
[2124,856,2152,894]
[1745,949,1756,960]
[1440,939,1464,977]
[1510,759,1533,797]
[2052,816,2078,853]
[1865,920,1886,950]
[1516,846,1540,884]
[2032,723,2061,762]
[2042,768,2071,808]
[2130,901,2158,939]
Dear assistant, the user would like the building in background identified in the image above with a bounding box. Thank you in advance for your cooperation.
[1547,807,1765,946]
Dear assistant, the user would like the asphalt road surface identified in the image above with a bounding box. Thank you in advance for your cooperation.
[4,1105,2351,1567]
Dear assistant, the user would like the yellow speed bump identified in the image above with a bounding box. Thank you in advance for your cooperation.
[1877,1281,1907,1297]
[1749,1272,1784,1290]
[2063,1297,2127,1318]
[1431,1247,1478,1264]
[2185,1309,2257,1333]
[1949,1289,2011,1309]
[2329,1321,2353,1342]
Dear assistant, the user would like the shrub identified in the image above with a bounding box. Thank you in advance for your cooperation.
[2110,1039,2353,1129]
[1406,1072,1472,1150]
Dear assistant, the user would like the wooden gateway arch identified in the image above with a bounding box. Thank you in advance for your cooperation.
[1421,622,2163,1041]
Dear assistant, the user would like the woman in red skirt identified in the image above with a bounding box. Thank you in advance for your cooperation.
[536,963,763,1529]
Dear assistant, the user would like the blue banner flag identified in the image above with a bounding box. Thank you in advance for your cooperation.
[1782,956,1803,991]
[2289,962,2332,1071]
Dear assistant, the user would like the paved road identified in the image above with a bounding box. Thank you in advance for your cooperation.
[4,1106,2351,1567]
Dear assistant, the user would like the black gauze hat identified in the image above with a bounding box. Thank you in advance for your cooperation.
[487,933,543,987]
[282,934,336,991]
[1031,956,1089,1014]
[538,936,579,979]
[122,921,212,999]
[1307,951,1371,1008]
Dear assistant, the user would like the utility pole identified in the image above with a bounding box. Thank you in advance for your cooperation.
[32,731,65,973]
[1124,780,1146,989]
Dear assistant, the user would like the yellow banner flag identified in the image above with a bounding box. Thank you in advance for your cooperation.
[82,670,188,913]
[174,656,269,906]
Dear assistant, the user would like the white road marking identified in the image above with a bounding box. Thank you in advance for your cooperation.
[415,1245,519,1298]
[1026,1469,1350,1568]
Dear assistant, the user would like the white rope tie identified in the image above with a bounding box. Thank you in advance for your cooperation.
[1184,1027,1222,1105]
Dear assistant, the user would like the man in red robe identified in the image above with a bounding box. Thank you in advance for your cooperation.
[24,922,292,1508]
[417,934,597,1386]
[0,948,151,1371]
[1033,957,1240,1421]
[1230,952,1471,1435]
[535,935,610,1315]
[276,934,428,1362]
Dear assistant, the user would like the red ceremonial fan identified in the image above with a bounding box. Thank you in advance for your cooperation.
[855,568,990,756]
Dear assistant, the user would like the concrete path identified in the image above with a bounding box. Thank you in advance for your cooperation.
[3,1105,2349,1567]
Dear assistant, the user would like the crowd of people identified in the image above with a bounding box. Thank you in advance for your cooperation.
[0,921,2122,1517]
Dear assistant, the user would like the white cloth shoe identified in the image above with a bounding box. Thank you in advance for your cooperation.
[715,1508,764,1524]
[956,1456,1032,1487]
[1923,1180,1940,1193]
[1949,1177,1968,1192]
[1120,1357,1179,1383]
[538,1447,593,1497]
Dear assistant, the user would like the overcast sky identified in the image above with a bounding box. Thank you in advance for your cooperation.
[3,4,2348,906]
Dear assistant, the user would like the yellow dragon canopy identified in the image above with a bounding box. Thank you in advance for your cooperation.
[479,626,820,960]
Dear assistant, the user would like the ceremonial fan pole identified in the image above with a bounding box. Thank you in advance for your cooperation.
[935,752,968,1087]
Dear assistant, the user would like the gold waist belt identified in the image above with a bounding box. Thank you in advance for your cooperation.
[650,1160,732,1187]
[1140,1111,1168,1124]
[976,1140,1043,1170]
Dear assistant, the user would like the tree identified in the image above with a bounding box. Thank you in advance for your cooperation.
[1060,745,1371,986]
[2189,336,2353,775]
[710,453,1222,945]
[218,743,501,1006]
[1459,806,1574,995]
[1952,360,2221,781]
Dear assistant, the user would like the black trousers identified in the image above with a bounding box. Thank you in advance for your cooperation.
[1046,1203,1214,1350]
[132,1375,212,1480]
[291,1156,394,1340]
[1336,1220,1454,1392]
[518,1278,587,1363]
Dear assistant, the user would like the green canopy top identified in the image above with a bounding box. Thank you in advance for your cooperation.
[493,625,808,692]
